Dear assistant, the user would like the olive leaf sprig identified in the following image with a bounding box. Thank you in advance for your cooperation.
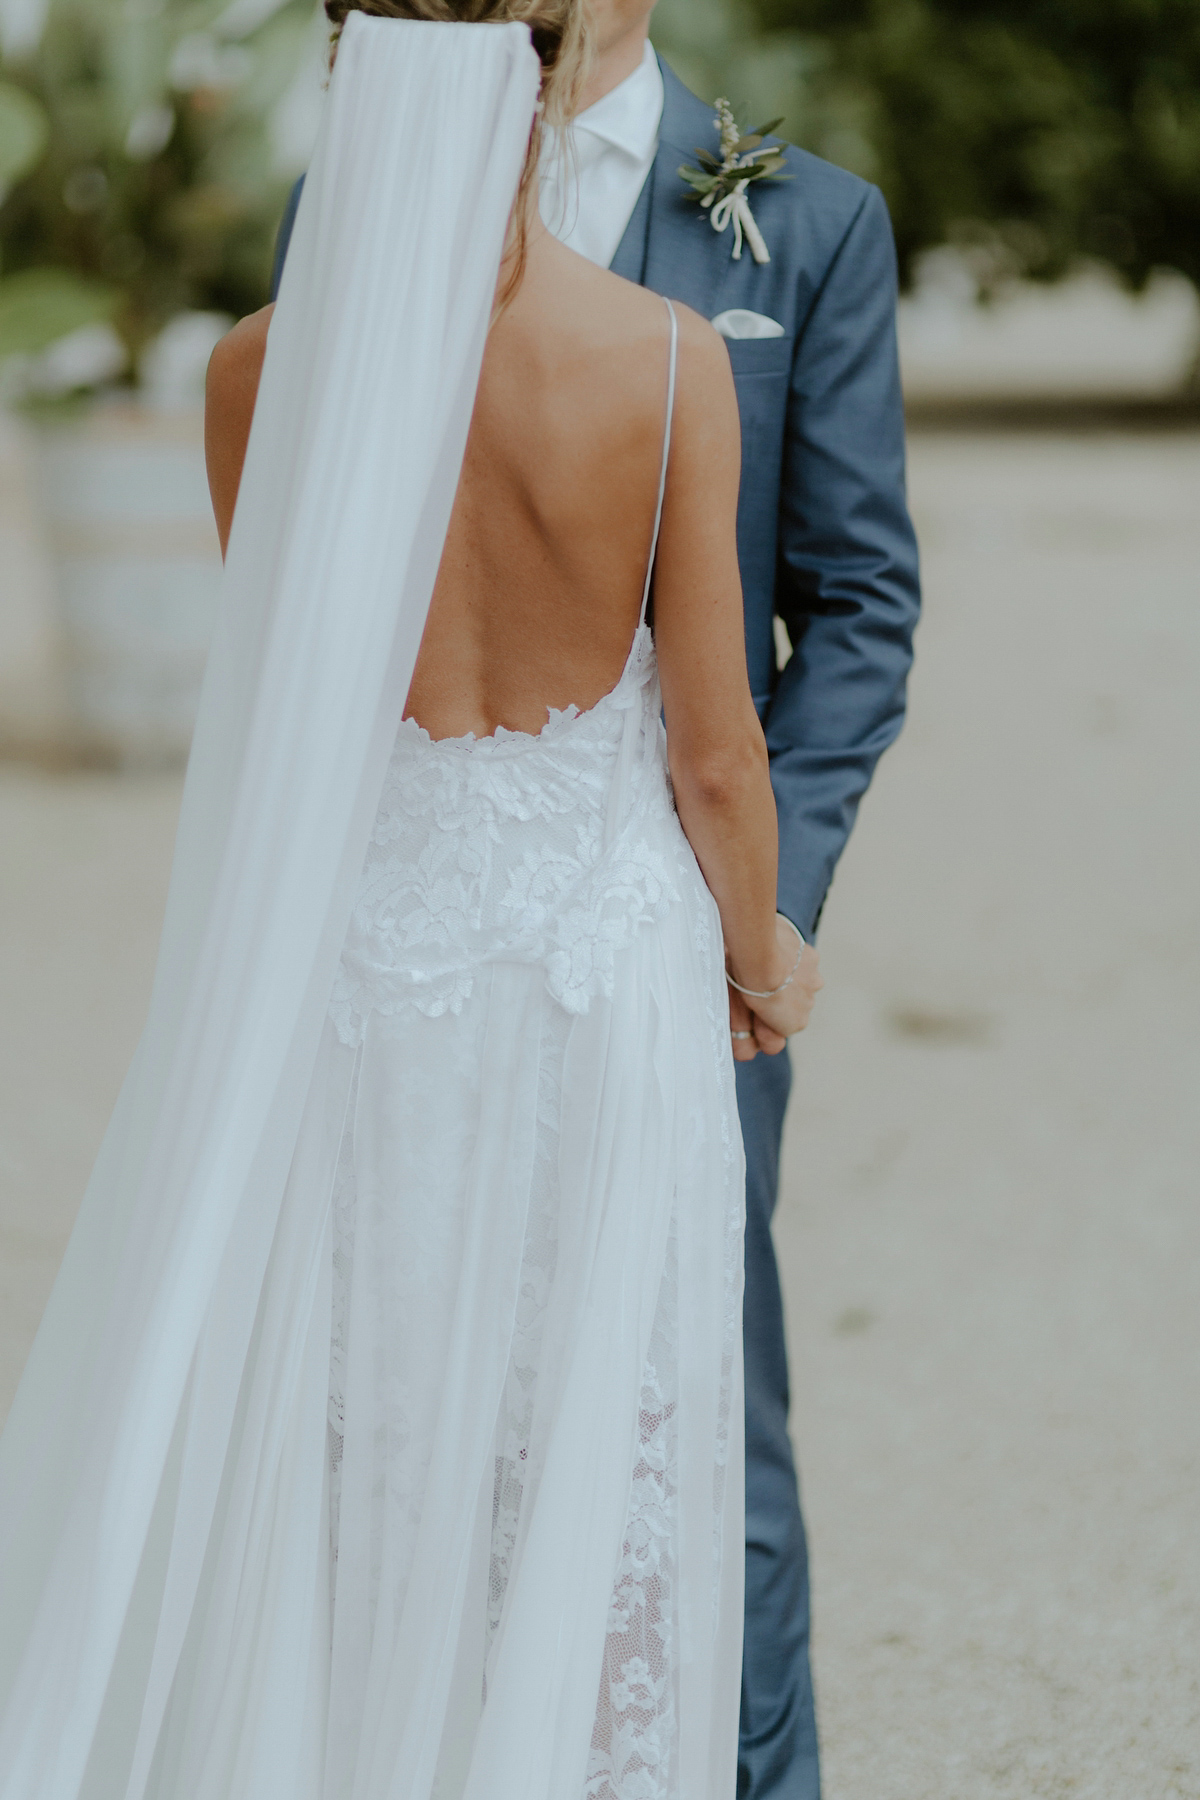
[679,98,790,265]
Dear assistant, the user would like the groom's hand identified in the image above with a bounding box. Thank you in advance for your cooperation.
[729,986,787,1061]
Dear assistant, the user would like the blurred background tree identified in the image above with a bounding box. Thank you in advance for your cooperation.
[0,0,320,371]
[2,0,1198,382]
[653,0,1200,292]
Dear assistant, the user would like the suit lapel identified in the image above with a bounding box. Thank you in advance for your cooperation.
[609,57,735,319]
[642,59,734,319]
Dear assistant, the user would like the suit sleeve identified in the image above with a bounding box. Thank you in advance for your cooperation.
[269,176,305,302]
[767,183,920,940]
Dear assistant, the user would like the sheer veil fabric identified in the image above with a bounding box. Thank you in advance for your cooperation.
[0,16,745,1800]
[0,18,540,1796]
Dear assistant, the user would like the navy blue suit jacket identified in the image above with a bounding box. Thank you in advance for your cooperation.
[269,57,920,940]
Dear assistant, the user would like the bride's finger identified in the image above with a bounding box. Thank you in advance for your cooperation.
[729,987,759,1061]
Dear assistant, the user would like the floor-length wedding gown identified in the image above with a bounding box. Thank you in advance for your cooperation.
[0,19,743,1800]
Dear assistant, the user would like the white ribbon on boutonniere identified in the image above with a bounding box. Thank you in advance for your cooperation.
[707,180,770,265]
[679,98,790,265]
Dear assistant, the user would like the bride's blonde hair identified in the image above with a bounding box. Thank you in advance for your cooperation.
[323,0,592,301]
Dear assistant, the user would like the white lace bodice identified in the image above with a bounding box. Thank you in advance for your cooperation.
[329,624,692,1038]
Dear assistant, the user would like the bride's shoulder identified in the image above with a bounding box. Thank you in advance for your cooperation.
[580,265,733,392]
[205,303,275,555]
[663,296,736,388]
[207,304,273,398]
[602,280,736,426]
[523,242,735,435]
[590,265,717,342]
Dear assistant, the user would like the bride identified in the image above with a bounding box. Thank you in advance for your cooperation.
[0,4,818,1796]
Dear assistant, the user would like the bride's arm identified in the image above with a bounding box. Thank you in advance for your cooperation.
[204,304,273,557]
[652,307,821,1052]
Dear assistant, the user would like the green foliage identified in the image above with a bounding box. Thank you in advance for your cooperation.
[656,0,1200,290]
[0,0,319,369]
[3,0,1194,360]
[0,262,115,354]
[653,0,825,158]
[0,79,48,187]
[679,98,788,202]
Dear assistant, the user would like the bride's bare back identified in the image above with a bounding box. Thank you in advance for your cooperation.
[405,228,672,740]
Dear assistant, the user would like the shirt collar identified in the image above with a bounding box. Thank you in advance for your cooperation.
[572,39,663,160]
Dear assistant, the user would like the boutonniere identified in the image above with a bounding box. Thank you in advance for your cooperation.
[679,98,790,265]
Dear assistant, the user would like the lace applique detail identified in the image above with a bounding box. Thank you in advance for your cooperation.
[329,630,680,1042]
[486,1005,568,1653]
[327,1049,361,1607]
[586,1214,679,1800]
[689,879,744,1610]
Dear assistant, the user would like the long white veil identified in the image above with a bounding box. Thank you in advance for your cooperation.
[0,18,540,1796]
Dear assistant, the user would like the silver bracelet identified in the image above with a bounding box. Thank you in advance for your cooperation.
[726,915,805,1000]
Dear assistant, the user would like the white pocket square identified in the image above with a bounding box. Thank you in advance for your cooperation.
[710,308,786,340]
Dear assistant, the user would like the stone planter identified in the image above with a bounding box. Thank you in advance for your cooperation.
[0,408,69,757]
[30,402,222,766]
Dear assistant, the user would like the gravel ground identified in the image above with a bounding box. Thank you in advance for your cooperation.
[2,430,1198,1796]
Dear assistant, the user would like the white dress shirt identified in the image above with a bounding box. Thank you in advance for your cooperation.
[538,39,664,269]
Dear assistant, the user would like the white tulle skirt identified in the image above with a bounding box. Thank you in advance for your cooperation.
[140,629,745,1800]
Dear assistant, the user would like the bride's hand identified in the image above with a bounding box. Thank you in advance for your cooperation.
[728,919,823,1060]
[729,985,783,1060]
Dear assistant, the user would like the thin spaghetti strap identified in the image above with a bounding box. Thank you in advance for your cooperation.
[638,296,678,629]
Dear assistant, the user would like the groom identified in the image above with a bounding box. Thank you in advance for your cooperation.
[271,4,919,1793]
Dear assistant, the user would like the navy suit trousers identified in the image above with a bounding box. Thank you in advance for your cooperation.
[736,1049,820,1800]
